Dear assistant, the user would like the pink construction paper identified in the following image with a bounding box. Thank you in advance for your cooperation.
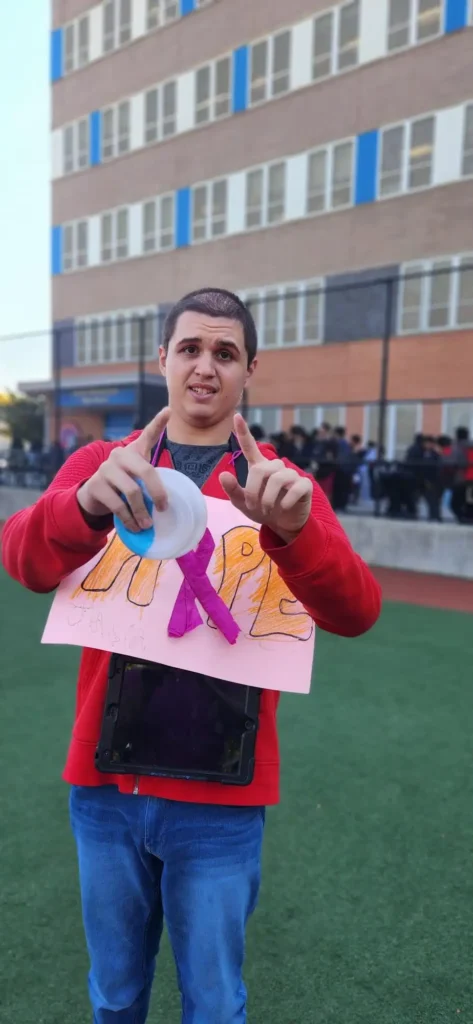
[42,497,315,694]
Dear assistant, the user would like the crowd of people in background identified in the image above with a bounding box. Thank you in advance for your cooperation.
[250,422,473,525]
[2,422,473,524]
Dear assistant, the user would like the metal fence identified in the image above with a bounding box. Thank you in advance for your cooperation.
[1,263,472,518]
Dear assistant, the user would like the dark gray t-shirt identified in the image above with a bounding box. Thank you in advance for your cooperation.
[166,440,229,489]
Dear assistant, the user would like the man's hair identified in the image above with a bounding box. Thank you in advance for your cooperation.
[334,426,346,438]
[456,426,469,442]
[162,288,258,366]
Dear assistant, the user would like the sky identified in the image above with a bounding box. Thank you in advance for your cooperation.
[0,2,51,392]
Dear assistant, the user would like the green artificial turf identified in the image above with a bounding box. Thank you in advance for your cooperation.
[0,568,472,1023]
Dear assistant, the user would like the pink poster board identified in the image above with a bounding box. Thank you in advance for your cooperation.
[42,497,315,694]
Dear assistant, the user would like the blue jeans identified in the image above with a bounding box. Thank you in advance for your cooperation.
[70,786,264,1024]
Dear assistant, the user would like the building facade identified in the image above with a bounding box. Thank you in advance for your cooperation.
[33,0,473,451]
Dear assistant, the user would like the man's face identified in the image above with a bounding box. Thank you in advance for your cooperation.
[159,312,256,427]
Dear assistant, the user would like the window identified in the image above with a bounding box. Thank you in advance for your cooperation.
[192,185,208,241]
[245,279,324,349]
[214,57,231,118]
[250,40,268,105]
[399,261,424,332]
[251,407,281,435]
[163,0,179,22]
[267,162,286,224]
[116,316,127,359]
[63,225,74,272]
[90,320,100,364]
[331,141,353,207]
[364,405,380,445]
[191,180,227,241]
[145,88,160,144]
[282,288,299,345]
[159,195,174,248]
[102,319,114,362]
[388,0,411,51]
[408,116,434,190]
[131,315,156,360]
[262,291,280,347]
[77,118,89,169]
[64,125,74,174]
[271,30,290,97]
[116,208,129,258]
[312,11,334,80]
[102,107,115,160]
[302,283,323,344]
[211,179,227,236]
[119,0,132,44]
[78,16,89,66]
[64,22,75,74]
[103,0,116,52]
[162,81,177,137]
[76,323,88,365]
[297,405,345,430]
[63,221,88,272]
[457,255,473,325]
[391,404,420,459]
[147,0,161,30]
[307,149,328,213]
[427,259,452,328]
[379,124,405,197]
[118,100,130,154]
[143,201,157,252]
[245,169,264,229]
[416,0,441,42]
[101,213,113,261]
[196,66,212,124]
[337,0,360,71]
[462,104,473,177]
[76,221,88,268]
[443,402,473,438]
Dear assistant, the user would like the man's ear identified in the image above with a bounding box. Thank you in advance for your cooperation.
[158,345,167,377]
[245,357,257,385]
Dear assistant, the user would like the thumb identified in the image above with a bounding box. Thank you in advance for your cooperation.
[219,471,247,510]
[134,406,170,459]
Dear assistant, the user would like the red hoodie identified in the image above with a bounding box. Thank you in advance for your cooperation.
[1,434,381,806]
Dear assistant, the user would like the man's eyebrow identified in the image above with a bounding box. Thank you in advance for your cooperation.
[177,336,241,352]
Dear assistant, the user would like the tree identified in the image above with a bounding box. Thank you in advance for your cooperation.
[0,391,45,447]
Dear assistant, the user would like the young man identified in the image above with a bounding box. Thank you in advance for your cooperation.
[2,288,381,1024]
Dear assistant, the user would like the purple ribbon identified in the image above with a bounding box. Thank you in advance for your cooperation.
[167,528,240,646]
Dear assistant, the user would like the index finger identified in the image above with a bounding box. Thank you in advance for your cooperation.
[233,414,266,466]
[133,406,170,459]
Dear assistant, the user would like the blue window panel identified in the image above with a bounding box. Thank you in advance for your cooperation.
[51,28,63,82]
[232,46,248,114]
[176,188,191,248]
[444,0,468,32]
[89,111,102,166]
[355,130,379,205]
[180,0,195,14]
[51,226,63,276]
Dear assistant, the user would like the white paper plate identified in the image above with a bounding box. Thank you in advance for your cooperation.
[114,467,208,560]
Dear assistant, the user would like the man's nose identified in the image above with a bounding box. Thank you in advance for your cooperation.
[194,351,216,377]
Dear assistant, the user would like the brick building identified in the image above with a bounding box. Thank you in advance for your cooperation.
[24,0,473,452]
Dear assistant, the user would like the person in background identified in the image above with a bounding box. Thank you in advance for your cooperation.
[437,434,454,518]
[449,427,473,523]
[249,423,266,442]
[349,435,366,505]
[421,435,442,522]
[312,424,337,502]
[332,427,353,512]
[286,426,313,471]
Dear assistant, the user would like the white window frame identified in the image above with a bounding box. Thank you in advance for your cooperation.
[242,279,325,350]
[63,220,88,273]
[102,106,116,160]
[245,161,288,231]
[387,403,422,460]
[100,207,130,263]
[144,86,160,144]
[295,405,346,430]
[387,0,444,53]
[249,29,291,108]
[78,14,90,67]
[75,307,157,367]
[117,99,131,154]
[336,0,360,73]
[312,8,336,82]
[64,21,76,74]
[194,55,232,126]
[462,102,473,178]
[76,117,89,170]
[442,401,473,438]
[142,193,175,251]
[378,113,435,199]
[191,179,228,243]
[63,124,75,175]
[103,0,117,52]
[399,253,473,335]
[250,407,283,435]
[162,79,177,138]
[307,138,354,215]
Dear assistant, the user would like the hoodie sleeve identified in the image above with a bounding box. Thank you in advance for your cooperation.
[1,442,114,593]
[259,463,381,638]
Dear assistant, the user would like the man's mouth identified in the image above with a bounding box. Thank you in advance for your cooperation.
[188,385,217,396]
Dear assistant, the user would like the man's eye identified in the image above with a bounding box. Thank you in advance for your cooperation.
[184,345,198,355]
[217,350,232,361]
